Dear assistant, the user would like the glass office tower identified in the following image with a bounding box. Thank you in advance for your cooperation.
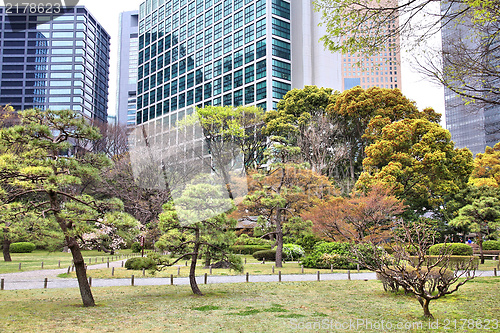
[0,6,110,123]
[136,0,292,126]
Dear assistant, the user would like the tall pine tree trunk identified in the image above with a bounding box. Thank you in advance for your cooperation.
[477,232,485,264]
[50,190,95,307]
[189,228,203,296]
[275,208,283,268]
[3,234,11,262]
[68,235,95,307]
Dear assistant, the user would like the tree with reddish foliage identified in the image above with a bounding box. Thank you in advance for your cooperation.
[242,139,336,267]
[303,185,405,242]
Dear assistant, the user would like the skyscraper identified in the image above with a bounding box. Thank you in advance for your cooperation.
[441,1,500,155]
[340,0,402,91]
[0,6,110,123]
[116,10,139,128]
[136,0,353,125]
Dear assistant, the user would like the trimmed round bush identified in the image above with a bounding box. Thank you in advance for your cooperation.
[131,242,142,253]
[124,257,156,270]
[428,243,473,256]
[283,244,305,261]
[302,242,356,269]
[230,245,271,254]
[234,234,271,246]
[252,249,276,261]
[483,240,500,251]
[10,242,36,253]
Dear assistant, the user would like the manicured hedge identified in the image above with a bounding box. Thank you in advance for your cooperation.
[252,249,276,261]
[428,243,473,256]
[230,245,271,255]
[483,240,500,251]
[302,242,356,269]
[124,257,156,270]
[409,256,479,269]
[10,242,36,253]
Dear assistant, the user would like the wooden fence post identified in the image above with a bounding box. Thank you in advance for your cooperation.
[246,272,249,282]
[301,265,304,274]
[494,268,497,277]
[67,266,71,274]
[278,271,281,282]
[170,274,174,285]
[1,279,4,290]
[131,275,135,286]
[44,278,48,289]
[204,273,208,284]
[272,266,274,274]
[347,270,351,281]
[112,267,115,276]
[58,260,61,268]
[41,262,44,269]
[18,263,21,271]
[177,267,180,276]
[317,271,320,281]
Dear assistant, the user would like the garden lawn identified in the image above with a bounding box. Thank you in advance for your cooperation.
[0,250,137,274]
[0,277,498,332]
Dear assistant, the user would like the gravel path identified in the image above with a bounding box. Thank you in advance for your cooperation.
[0,261,496,291]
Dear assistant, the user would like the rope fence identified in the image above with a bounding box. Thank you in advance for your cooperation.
[0,267,497,291]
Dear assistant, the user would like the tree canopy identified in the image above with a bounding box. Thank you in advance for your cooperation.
[0,109,131,307]
[357,118,473,214]
[314,0,500,107]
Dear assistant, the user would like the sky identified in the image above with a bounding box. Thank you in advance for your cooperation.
[77,0,445,122]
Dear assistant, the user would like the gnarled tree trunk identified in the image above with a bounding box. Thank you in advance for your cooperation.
[50,190,95,307]
[417,296,433,319]
[189,228,203,296]
[68,235,95,307]
[275,208,283,268]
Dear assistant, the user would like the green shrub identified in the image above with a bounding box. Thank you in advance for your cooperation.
[124,257,156,270]
[302,242,356,269]
[234,234,271,246]
[295,235,323,253]
[483,240,500,251]
[282,244,305,261]
[252,249,276,261]
[230,245,271,255]
[428,243,473,256]
[10,242,36,253]
[131,242,142,253]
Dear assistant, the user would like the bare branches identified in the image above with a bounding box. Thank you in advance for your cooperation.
[348,219,476,318]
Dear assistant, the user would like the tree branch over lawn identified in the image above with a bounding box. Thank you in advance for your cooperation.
[349,219,476,319]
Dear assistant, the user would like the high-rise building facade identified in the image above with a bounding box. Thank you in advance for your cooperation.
[137,0,296,126]
[340,0,401,91]
[441,1,500,155]
[0,6,110,123]
[117,10,139,128]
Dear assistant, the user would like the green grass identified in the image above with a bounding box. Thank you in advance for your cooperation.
[0,277,498,332]
[0,250,139,274]
[66,253,500,279]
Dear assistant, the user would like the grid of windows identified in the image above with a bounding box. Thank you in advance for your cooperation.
[0,8,110,122]
[138,0,291,125]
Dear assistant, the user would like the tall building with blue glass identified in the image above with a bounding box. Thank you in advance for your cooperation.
[0,6,110,123]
